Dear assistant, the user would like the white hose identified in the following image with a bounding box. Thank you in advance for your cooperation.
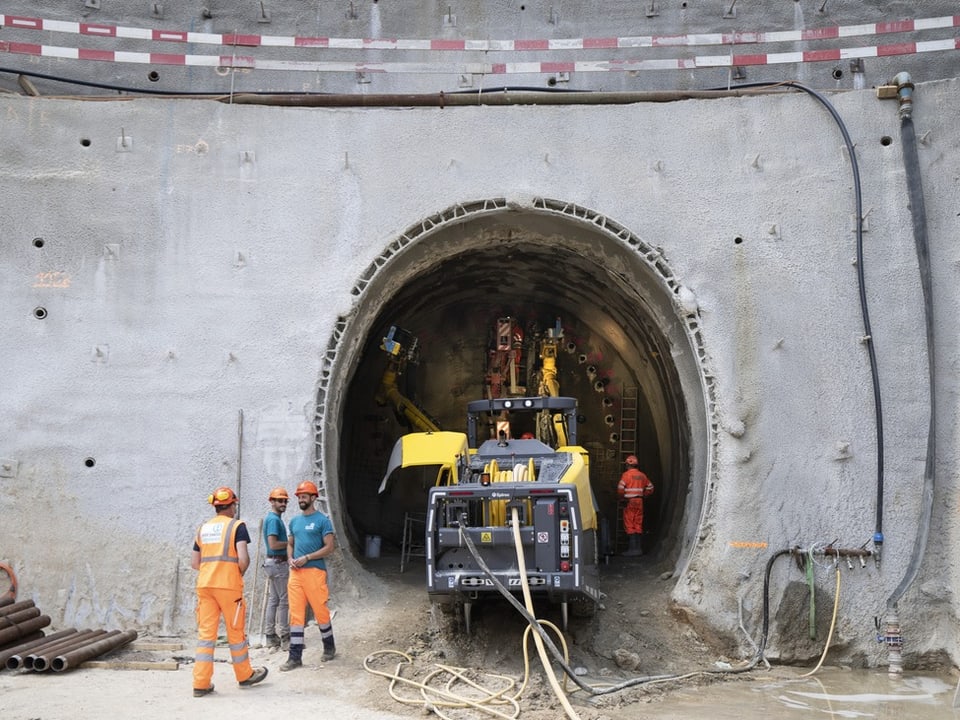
[510,507,581,720]
[800,563,841,678]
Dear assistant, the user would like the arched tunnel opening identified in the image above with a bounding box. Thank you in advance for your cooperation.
[325,199,709,597]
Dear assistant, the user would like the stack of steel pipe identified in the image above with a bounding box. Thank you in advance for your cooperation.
[0,628,79,667]
[0,595,139,673]
[51,629,138,671]
[0,599,51,649]
[23,630,107,671]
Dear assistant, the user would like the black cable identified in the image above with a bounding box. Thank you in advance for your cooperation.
[459,516,762,698]
[726,80,884,550]
[0,65,220,95]
[754,548,795,663]
[0,66,597,98]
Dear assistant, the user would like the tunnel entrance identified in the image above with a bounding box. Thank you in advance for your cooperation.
[320,197,712,581]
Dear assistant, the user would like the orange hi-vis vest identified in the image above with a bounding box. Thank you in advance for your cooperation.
[196,515,243,591]
[618,468,653,503]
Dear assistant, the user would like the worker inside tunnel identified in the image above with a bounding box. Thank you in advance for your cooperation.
[322,198,710,578]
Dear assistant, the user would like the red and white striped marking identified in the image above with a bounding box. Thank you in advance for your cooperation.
[0,13,957,52]
[1,37,957,73]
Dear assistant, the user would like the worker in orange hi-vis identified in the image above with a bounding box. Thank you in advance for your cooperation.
[281,480,337,672]
[617,455,654,557]
[191,486,268,697]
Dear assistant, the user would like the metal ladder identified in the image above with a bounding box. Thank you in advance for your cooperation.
[615,386,639,554]
[619,385,638,465]
[400,512,427,572]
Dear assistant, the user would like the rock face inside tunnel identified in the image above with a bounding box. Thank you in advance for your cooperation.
[332,203,703,570]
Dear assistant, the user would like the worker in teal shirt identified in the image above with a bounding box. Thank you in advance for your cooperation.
[281,480,336,671]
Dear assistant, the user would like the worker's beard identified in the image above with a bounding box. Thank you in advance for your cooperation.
[299,499,312,510]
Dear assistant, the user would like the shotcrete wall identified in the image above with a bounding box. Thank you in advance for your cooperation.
[0,79,957,665]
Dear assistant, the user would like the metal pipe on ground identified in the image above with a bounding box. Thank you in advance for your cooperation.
[0,628,77,667]
[52,629,138,672]
[35,630,119,672]
[7,629,88,671]
[0,607,41,629]
[0,597,14,609]
[0,630,43,655]
[0,600,36,617]
[0,614,50,647]
[27,630,107,671]
[22,630,104,671]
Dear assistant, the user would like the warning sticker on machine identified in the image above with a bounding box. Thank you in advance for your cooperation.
[481,532,492,543]
[537,532,549,543]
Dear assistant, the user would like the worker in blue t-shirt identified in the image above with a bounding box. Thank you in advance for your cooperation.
[280,480,336,671]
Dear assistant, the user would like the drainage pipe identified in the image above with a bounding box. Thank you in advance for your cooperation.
[0,628,77,667]
[883,71,936,675]
[23,630,105,671]
[0,613,50,646]
[52,629,138,672]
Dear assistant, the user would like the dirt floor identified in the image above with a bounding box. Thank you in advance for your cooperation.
[2,550,789,720]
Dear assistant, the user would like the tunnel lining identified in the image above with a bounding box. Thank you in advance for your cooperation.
[314,197,719,573]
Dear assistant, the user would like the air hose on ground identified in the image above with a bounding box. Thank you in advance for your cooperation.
[508,507,582,720]
[362,650,524,719]
[363,537,852,716]
[461,516,765,699]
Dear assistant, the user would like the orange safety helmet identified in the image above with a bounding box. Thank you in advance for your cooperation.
[268,487,289,501]
[624,455,639,467]
[295,480,319,497]
[208,486,238,506]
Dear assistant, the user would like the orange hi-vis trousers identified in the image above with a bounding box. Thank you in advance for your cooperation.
[623,499,645,535]
[193,586,255,690]
[288,567,332,651]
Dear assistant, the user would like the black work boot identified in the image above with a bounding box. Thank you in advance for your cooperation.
[239,666,268,688]
[280,646,303,671]
[321,636,336,662]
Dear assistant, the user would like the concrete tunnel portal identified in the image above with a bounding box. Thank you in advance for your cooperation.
[321,198,712,588]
